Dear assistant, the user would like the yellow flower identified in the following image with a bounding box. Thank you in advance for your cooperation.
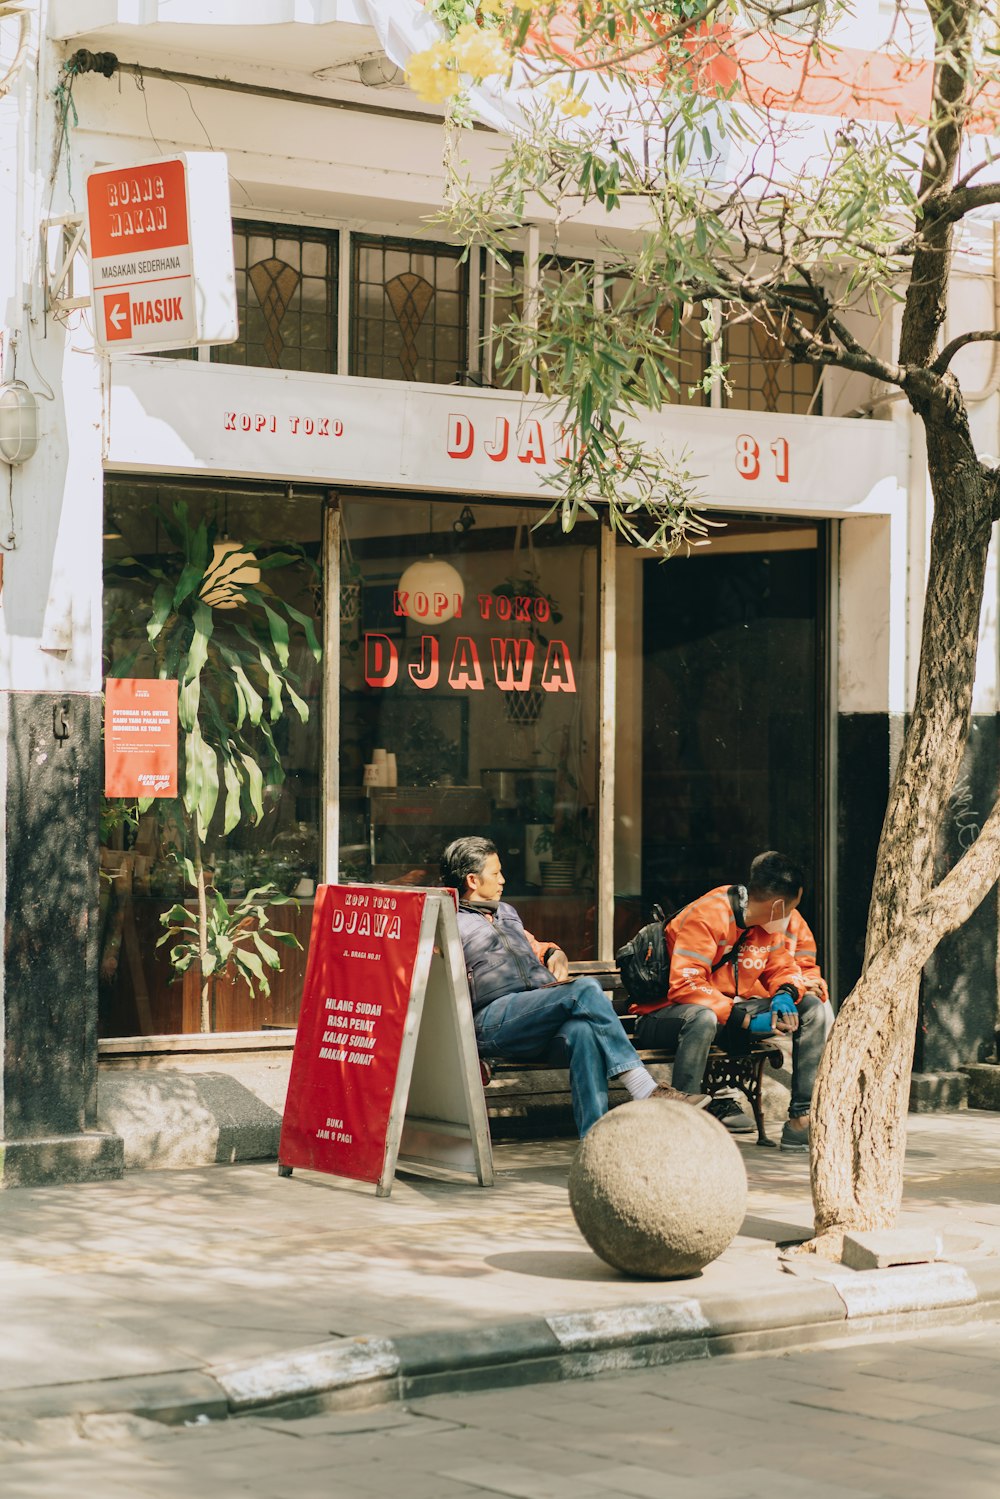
[479,0,506,15]
[453,22,509,80]
[545,80,591,119]
[406,41,462,104]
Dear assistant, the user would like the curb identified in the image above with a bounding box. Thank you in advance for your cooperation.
[7,1262,1000,1430]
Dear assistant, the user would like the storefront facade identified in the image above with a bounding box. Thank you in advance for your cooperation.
[100,354,897,1042]
[0,2,995,1182]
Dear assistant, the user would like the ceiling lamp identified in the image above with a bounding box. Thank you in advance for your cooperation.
[396,557,464,624]
[0,381,40,465]
[201,540,261,610]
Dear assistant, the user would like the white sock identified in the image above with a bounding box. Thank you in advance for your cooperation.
[615,1067,657,1101]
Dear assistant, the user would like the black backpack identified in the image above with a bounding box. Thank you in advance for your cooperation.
[615,887,749,1004]
[615,904,669,1004]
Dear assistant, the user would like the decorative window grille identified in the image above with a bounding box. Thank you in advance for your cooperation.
[350,235,468,384]
[213,222,338,374]
[722,308,821,415]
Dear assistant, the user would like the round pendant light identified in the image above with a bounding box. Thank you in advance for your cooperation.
[396,556,465,624]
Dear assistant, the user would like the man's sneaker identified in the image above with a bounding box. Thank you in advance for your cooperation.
[649,1083,711,1109]
[781,1116,811,1153]
[708,1096,754,1134]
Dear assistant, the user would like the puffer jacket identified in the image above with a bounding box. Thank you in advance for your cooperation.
[456,901,556,1015]
[630,884,806,1025]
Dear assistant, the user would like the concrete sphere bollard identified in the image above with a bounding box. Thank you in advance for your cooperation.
[568,1098,748,1278]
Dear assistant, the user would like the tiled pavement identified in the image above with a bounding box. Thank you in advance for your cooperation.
[0,1321,998,1498]
[2,1111,1000,1405]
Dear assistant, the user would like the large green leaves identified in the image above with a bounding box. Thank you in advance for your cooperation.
[157,881,302,1001]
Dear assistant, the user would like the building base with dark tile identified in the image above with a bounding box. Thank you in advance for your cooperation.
[1,690,123,1186]
[0,1132,124,1188]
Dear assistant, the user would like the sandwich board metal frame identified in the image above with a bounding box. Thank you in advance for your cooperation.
[277,884,494,1197]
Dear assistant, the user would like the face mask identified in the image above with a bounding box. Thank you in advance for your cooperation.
[763,904,790,935]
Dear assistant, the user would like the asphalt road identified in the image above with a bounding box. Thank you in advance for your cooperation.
[2,1319,999,1498]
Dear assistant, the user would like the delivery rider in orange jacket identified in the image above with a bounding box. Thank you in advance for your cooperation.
[631,850,827,1151]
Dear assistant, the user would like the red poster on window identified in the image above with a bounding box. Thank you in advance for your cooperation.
[278,885,430,1185]
[104,678,178,798]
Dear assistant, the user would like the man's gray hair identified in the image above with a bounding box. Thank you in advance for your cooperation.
[440,836,497,893]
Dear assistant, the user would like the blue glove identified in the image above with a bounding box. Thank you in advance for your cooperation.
[748,1010,776,1035]
[770,989,798,1017]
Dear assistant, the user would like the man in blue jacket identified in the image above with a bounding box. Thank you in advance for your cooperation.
[442,836,710,1136]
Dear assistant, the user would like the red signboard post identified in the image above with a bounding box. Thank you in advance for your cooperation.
[104,678,178,798]
[278,885,493,1195]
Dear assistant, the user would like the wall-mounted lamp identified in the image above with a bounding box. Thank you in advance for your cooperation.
[0,381,40,465]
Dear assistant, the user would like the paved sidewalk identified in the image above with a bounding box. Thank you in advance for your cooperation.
[1,1112,999,1426]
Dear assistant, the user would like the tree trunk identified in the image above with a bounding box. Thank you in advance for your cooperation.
[192,829,212,1034]
[810,428,995,1245]
[808,792,1000,1254]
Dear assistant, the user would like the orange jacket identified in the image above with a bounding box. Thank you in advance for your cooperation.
[630,884,807,1025]
[783,910,828,1003]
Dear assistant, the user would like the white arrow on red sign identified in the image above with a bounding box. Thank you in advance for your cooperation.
[109,302,127,330]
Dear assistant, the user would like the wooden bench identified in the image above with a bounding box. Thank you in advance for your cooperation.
[480,959,784,1146]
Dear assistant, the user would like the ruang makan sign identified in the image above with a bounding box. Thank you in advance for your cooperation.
[86,152,238,353]
[278,884,494,1197]
[105,360,900,516]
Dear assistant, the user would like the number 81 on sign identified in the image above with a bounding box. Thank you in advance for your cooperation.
[735,435,789,483]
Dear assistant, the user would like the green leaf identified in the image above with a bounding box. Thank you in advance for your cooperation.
[286,679,309,724]
[240,751,265,823]
[173,561,206,610]
[262,605,290,668]
[283,603,322,662]
[148,583,174,644]
[218,645,264,727]
[221,756,243,835]
[252,931,282,969]
[183,722,219,839]
[235,946,270,996]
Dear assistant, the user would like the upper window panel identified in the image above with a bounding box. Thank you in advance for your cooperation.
[351,236,468,385]
[722,308,821,415]
[213,221,338,374]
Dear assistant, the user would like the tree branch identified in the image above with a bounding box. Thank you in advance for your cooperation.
[931,329,1000,375]
[941,182,1000,224]
[897,0,975,368]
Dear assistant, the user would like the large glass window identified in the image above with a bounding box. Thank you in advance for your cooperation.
[101,479,324,1036]
[350,235,468,384]
[339,497,600,957]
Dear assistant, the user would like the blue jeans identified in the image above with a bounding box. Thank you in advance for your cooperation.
[474,977,642,1137]
[634,993,826,1117]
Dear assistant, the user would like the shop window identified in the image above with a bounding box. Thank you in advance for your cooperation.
[214,221,338,374]
[340,497,600,959]
[722,307,821,415]
[100,479,324,1037]
[350,235,468,384]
